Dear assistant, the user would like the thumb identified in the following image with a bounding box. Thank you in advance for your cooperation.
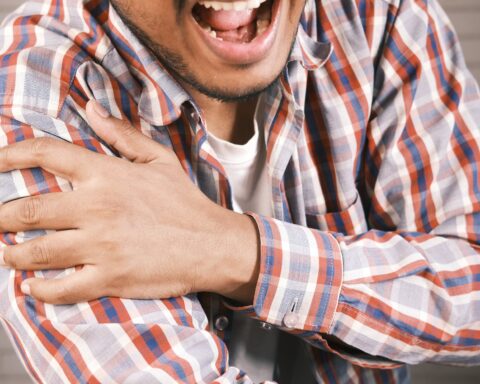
[86,99,170,163]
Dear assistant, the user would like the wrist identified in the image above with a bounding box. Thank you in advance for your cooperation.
[201,208,260,303]
[225,212,260,303]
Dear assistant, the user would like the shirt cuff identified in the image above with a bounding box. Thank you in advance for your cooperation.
[228,213,343,333]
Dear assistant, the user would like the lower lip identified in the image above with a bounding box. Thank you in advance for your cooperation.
[190,0,281,65]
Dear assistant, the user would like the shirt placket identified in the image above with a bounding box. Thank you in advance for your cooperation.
[179,108,238,340]
[263,81,308,223]
[164,74,308,342]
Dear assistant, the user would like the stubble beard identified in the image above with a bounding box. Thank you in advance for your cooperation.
[110,1,297,103]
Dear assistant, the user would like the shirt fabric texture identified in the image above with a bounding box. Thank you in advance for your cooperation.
[207,120,279,383]
[0,0,479,383]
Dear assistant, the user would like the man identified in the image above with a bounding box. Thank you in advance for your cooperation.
[0,0,479,382]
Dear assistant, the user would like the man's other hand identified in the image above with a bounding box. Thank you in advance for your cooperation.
[0,100,259,304]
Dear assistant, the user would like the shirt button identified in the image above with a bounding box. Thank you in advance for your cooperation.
[259,321,273,331]
[283,312,300,329]
[214,315,230,332]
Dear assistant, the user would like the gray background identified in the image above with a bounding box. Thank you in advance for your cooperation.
[0,0,479,383]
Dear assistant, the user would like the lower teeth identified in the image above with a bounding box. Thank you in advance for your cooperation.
[209,30,224,41]
[256,19,269,35]
[195,1,271,43]
[200,17,269,42]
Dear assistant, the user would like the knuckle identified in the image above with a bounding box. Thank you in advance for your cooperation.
[1,145,13,168]
[102,239,119,254]
[119,120,136,136]
[30,137,54,157]
[4,248,17,269]
[30,240,52,265]
[53,285,74,304]
[95,197,123,219]
[19,197,43,225]
[101,267,124,291]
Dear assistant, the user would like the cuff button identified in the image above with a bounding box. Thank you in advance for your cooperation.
[283,312,300,329]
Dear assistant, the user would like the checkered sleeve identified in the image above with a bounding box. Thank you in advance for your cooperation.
[0,5,246,382]
[232,0,480,368]
[0,103,256,384]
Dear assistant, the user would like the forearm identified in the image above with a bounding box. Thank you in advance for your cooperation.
[228,213,480,367]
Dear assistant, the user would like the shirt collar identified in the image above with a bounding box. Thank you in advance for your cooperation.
[106,4,192,127]
[288,24,333,71]
[105,4,332,126]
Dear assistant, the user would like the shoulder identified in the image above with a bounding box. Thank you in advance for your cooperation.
[0,0,112,119]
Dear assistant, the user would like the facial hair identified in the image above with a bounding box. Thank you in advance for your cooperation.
[110,0,298,102]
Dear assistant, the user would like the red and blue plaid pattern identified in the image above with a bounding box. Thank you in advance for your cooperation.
[0,0,479,383]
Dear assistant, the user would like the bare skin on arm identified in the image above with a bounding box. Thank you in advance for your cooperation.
[0,0,306,304]
[0,101,258,304]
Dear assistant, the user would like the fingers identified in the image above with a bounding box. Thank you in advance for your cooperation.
[3,230,87,271]
[21,265,104,304]
[0,136,98,183]
[86,100,174,164]
[0,192,83,232]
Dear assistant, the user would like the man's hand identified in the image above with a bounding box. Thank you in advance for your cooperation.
[0,100,259,304]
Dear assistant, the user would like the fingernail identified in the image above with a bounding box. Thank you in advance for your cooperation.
[21,281,31,296]
[91,100,110,119]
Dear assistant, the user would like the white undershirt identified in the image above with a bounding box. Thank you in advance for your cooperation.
[207,121,272,217]
[207,122,279,383]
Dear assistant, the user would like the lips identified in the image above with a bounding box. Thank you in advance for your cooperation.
[190,0,280,64]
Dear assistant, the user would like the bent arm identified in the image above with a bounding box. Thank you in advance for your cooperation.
[231,0,480,368]
[0,109,244,383]
[244,213,479,367]
[0,4,249,381]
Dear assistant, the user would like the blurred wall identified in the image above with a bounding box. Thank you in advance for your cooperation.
[438,0,480,82]
[0,1,479,383]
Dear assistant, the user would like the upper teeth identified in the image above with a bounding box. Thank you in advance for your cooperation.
[198,0,268,11]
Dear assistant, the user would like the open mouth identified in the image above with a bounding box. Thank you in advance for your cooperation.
[193,0,273,43]
[190,0,280,64]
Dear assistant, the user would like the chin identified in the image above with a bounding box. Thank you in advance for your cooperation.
[185,68,283,101]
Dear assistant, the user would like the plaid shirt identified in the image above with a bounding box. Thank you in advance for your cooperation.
[0,0,479,382]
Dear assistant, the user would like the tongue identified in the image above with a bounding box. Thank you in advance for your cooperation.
[196,6,257,31]
[216,22,256,42]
